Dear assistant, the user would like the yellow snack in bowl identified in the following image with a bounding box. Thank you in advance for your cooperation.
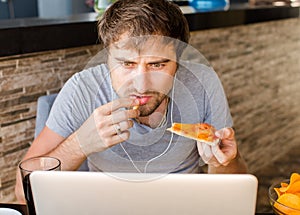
[275,193,300,214]
[280,173,300,193]
[286,181,300,194]
[274,187,284,198]
[274,173,300,214]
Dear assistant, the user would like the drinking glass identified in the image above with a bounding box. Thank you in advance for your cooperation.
[19,156,61,215]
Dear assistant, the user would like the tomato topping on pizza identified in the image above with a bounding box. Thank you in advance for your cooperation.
[167,123,220,146]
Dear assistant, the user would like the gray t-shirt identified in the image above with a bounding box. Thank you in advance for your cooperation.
[46,61,233,174]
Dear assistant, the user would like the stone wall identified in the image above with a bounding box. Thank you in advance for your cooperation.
[1,17,300,212]
[191,17,300,170]
[0,45,101,201]
[190,17,300,211]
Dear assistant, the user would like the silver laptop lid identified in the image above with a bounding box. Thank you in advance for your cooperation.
[30,171,258,215]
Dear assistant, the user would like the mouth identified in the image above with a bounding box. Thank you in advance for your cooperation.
[130,95,152,105]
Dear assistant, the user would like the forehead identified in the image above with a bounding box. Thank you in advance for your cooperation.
[108,35,177,60]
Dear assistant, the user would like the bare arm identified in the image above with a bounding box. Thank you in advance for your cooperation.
[22,97,139,169]
[18,126,87,170]
[41,128,87,170]
[15,98,139,203]
[15,126,70,203]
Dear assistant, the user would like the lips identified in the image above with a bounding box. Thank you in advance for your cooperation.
[131,95,152,105]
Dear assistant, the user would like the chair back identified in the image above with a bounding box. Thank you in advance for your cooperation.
[35,94,88,171]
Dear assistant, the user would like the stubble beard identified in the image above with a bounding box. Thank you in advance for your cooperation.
[120,87,167,117]
[138,93,167,117]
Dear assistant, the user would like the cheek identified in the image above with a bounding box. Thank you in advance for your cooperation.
[108,59,129,93]
[111,71,134,95]
[149,72,175,93]
[110,72,119,91]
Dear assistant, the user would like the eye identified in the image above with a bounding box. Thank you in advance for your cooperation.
[149,63,165,69]
[122,61,136,68]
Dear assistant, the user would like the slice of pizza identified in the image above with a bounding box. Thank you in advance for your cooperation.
[167,123,220,146]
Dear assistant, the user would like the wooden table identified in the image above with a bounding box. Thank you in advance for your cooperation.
[0,202,275,215]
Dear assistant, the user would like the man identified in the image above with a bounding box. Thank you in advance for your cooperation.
[15,0,247,202]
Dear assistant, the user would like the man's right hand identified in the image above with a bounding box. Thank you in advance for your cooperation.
[77,98,140,156]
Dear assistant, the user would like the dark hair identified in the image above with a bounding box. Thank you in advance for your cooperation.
[98,0,190,47]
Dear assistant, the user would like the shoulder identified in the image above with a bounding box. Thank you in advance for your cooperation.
[177,61,219,82]
[71,64,110,87]
[54,63,112,111]
[60,64,111,96]
[46,64,111,137]
[176,61,222,93]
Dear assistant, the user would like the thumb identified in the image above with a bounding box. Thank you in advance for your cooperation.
[215,127,234,139]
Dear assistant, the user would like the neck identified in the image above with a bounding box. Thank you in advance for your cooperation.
[137,97,169,128]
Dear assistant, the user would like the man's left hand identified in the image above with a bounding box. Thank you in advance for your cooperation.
[197,127,237,167]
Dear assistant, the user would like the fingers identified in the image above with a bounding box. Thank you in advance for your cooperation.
[100,98,139,115]
[197,142,221,167]
[78,98,139,155]
[114,123,122,135]
[109,108,139,125]
[119,120,134,133]
[109,120,134,136]
[100,130,131,150]
[94,98,139,127]
[95,98,138,148]
[96,120,133,137]
[93,97,139,135]
[101,121,133,149]
[211,145,232,166]
[215,127,234,140]
[197,126,237,167]
[111,130,130,144]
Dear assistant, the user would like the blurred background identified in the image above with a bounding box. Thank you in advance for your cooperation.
[0,0,252,19]
[0,0,94,19]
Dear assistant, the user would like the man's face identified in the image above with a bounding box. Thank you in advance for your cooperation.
[107,36,178,117]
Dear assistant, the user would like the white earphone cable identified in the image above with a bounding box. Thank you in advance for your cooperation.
[120,74,176,173]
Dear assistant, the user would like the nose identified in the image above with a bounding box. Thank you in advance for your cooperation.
[133,64,150,93]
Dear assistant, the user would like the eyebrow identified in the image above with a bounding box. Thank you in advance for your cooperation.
[149,59,170,64]
[114,57,171,64]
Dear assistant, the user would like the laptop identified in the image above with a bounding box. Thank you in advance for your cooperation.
[30,171,258,215]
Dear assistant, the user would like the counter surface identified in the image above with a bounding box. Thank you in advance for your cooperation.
[0,3,299,57]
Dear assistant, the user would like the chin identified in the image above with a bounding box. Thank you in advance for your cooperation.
[138,102,162,117]
[138,108,155,117]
